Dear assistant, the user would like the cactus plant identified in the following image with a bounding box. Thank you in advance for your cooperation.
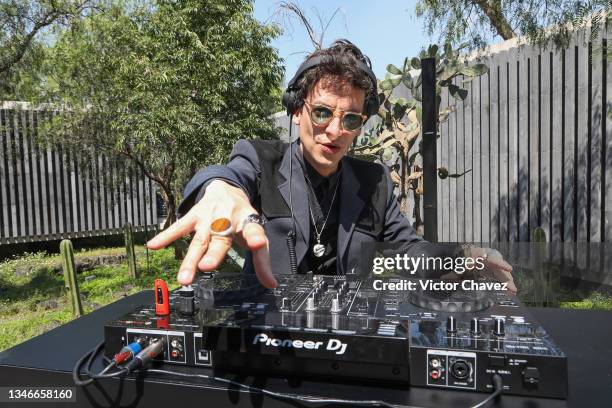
[124,223,138,279]
[60,239,84,317]
[352,43,486,228]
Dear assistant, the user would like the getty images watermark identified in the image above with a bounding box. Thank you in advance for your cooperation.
[364,243,511,292]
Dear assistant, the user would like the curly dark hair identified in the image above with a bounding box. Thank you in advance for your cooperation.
[292,39,376,115]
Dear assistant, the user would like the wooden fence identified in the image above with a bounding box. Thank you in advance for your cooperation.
[437,27,612,243]
[0,103,158,244]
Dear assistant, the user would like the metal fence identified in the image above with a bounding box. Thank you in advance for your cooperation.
[438,27,611,243]
[0,103,158,245]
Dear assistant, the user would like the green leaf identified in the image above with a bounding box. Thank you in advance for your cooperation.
[379,78,395,91]
[411,57,421,69]
[416,105,422,123]
[382,148,393,162]
[389,74,402,87]
[439,65,458,81]
[443,42,453,58]
[460,63,489,77]
[427,44,439,57]
[386,64,402,75]
[449,83,468,100]
[403,74,413,89]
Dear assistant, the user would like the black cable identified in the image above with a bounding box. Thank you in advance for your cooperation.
[287,114,298,275]
[146,368,415,408]
[73,341,127,386]
[73,342,418,407]
[76,342,504,408]
[469,374,503,408]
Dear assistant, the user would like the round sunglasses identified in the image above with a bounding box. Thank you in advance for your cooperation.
[303,101,366,132]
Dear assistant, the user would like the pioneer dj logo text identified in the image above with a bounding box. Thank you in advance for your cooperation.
[252,333,348,355]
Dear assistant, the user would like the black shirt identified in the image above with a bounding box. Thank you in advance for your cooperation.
[296,149,341,275]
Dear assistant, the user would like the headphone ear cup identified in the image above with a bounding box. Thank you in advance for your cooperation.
[365,90,380,118]
[282,89,299,115]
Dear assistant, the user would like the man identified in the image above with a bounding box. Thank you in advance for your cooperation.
[147,40,515,293]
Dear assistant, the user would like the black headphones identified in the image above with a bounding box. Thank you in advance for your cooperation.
[281,55,380,118]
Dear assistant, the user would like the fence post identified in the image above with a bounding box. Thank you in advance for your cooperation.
[60,239,84,317]
[124,223,137,279]
[422,57,438,242]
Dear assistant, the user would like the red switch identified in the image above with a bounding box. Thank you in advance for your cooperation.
[155,279,169,316]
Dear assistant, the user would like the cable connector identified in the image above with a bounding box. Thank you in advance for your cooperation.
[124,339,165,372]
[113,340,144,365]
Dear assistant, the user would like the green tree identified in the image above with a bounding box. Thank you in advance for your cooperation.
[0,0,99,99]
[41,0,284,227]
[416,0,612,50]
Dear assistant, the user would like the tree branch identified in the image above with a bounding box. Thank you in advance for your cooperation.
[473,0,516,40]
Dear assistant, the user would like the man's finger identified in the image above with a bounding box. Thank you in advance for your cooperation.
[252,240,277,288]
[177,227,210,285]
[147,213,195,249]
[485,257,513,273]
[240,222,268,250]
[197,236,233,271]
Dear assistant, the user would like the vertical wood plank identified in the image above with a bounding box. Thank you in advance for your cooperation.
[590,33,603,242]
[552,47,564,242]
[605,31,612,241]
[508,55,519,242]
[540,51,552,242]
[456,75,466,241]
[0,109,8,238]
[564,40,576,242]
[490,60,500,242]
[46,140,57,235]
[576,30,590,242]
[96,156,104,231]
[67,150,77,233]
[481,71,491,243]
[472,73,482,243]
[518,49,530,241]
[464,77,474,242]
[28,110,43,236]
[499,53,509,242]
[528,47,540,240]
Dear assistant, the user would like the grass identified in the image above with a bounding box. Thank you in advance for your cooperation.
[559,291,612,310]
[0,246,181,352]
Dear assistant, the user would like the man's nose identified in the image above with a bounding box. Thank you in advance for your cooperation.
[325,116,343,140]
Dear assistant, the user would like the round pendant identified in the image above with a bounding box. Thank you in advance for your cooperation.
[313,243,325,257]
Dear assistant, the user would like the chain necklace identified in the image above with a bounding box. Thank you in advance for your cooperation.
[307,178,340,257]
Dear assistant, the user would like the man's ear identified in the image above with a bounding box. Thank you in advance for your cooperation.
[292,108,302,125]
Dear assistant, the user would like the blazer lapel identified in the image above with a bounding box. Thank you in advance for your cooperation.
[338,157,365,270]
[278,142,310,262]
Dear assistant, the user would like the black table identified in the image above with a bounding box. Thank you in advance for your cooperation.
[1,290,610,408]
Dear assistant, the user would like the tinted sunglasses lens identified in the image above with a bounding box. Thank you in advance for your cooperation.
[343,114,363,131]
[311,107,333,125]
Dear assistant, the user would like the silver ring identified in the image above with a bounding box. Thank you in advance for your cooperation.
[240,213,266,230]
[210,217,233,237]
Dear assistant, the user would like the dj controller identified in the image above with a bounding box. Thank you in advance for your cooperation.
[104,272,567,399]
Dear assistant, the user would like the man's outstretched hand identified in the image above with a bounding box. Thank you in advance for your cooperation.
[146,180,277,288]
